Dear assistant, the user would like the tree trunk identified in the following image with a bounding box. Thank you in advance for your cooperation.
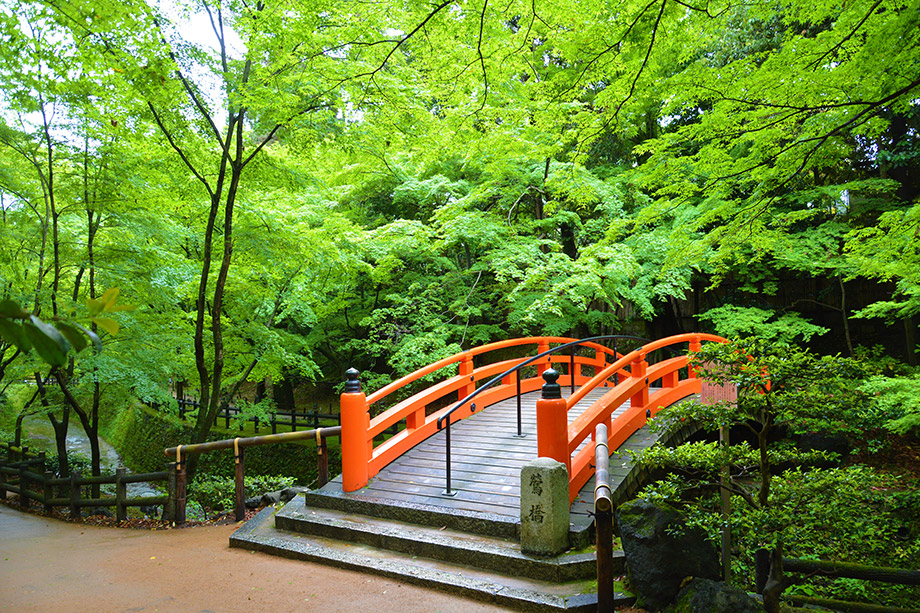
[762,542,786,613]
[839,278,854,357]
[905,316,918,366]
[36,373,69,478]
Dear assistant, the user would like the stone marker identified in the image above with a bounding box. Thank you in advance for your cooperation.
[520,457,569,556]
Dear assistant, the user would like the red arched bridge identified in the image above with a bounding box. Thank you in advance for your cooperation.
[174,333,727,610]
[337,333,726,514]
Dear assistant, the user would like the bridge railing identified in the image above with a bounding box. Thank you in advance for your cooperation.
[534,332,727,502]
[339,336,625,492]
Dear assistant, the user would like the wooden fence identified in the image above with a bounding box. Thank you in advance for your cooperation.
[164,426,341,524]
[755,550,920,613]
[172,399,341,434]
[0,442,173,521]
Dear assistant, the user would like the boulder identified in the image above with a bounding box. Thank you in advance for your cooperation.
[617,499,721,611]
[281,486,308,502]
[244,496,262,509]
[665,578,763,612]
[260,490,283,505]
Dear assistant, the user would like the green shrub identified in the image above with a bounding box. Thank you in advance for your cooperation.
[102,403,341,486]
[189,474,296,512]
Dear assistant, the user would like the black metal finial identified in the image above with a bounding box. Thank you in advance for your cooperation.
[541,368,562,399]
[344,367,361,393]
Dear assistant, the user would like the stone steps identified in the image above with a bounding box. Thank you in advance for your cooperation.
[231,499,635,612]
[276,496,601,583]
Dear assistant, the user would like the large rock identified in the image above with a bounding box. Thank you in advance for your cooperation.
[617,499,721,611]
[665,578,763,612]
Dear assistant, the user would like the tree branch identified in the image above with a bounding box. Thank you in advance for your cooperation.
[147,102,214,196]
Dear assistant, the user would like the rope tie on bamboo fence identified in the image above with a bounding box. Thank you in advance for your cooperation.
[234,438,241,464]
[315,428,323,455]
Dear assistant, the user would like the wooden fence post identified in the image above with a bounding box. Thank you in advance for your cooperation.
[175,461,187,525]
[316,429,329,487]
[70,471,81,518]
[116,467,127,522]
[165,462,177,522]
[19,464,29,510]
[43,471,53,513]
[234,441,246,521]
[595,423,614,613]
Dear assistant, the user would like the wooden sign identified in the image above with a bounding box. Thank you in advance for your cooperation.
[699,362,738,406]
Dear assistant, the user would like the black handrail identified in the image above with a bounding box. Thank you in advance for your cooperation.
[435,334,677,496]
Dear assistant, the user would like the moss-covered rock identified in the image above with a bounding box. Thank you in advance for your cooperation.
[617,499,721,611]
[665,578,763,612]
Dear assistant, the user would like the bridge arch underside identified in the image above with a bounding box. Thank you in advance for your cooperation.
[314,389,701,546]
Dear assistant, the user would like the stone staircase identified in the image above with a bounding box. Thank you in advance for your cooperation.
[230,484,635,611]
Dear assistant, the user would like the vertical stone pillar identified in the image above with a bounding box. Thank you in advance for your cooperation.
[520,457,570,556]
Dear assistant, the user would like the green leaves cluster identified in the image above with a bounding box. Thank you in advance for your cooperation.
[0,290,128,367]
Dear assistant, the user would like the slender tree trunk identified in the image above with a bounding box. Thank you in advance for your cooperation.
[839,278,854,357]
[762,541,786,613]
[757,424,772,508]
[905,316,918,366]
[36,373,69,478]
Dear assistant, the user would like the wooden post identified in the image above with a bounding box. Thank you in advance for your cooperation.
[70,471,81,518]
[165,462,177,522]
[234,442,246,521]
[595,423,614,613]
[116,467,127,522]
[19,464,29,510]
[43,471,53,513]
[317,429,329,487]
[340,368,369,492]
[720,426,731,582]
[535,369,570,474]
[175,461,187,525]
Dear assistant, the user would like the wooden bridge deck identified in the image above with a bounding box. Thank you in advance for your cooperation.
[321,388,670,530]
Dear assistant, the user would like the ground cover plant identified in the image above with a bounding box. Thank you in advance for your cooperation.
[638,338,920,610]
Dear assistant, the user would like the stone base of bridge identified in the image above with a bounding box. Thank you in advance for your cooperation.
[229,418,705,611]
[231,495,633,612]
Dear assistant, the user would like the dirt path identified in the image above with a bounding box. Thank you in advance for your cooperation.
[0,504,513,612]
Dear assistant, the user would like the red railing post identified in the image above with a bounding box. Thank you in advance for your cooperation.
[537,340,551,376]
[536,369,571,475]
[458,353,474,401]
[341,368,369,492]
[689,335,702,379]
[630,352,649,409]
